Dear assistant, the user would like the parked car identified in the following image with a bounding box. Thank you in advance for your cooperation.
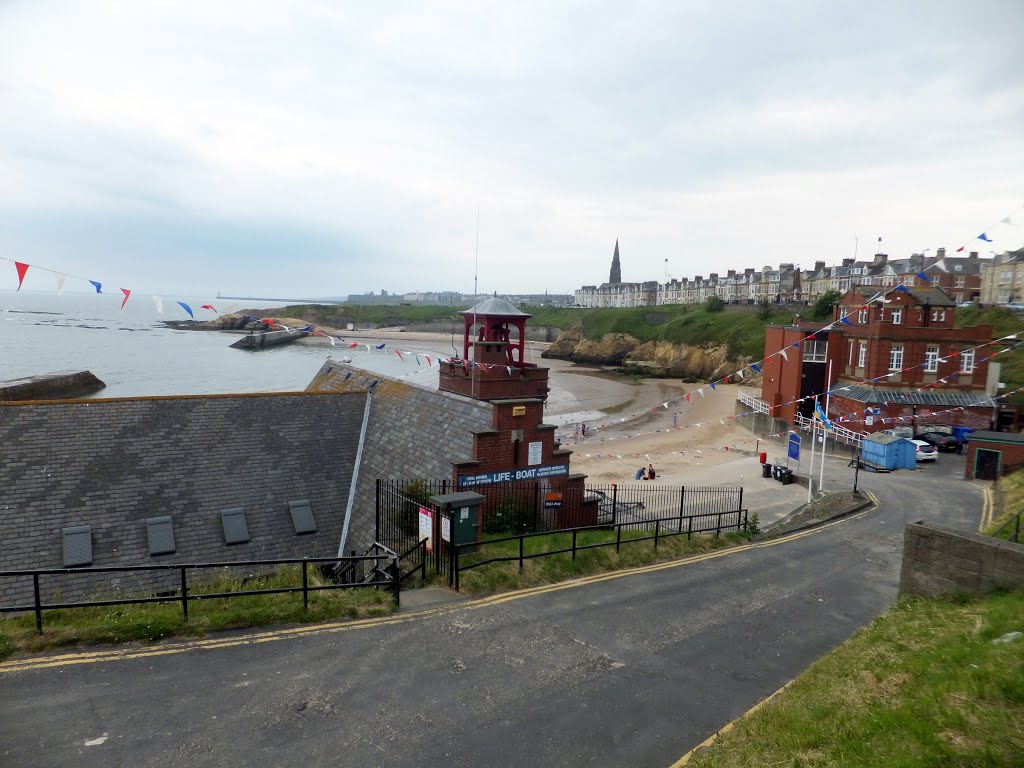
[917,431,959,452]
[880,427,914,439]
[911,439,938,462]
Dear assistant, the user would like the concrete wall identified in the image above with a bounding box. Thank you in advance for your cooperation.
[306,361,493,553]
[0,392,366,606]
[899,521,1024,597]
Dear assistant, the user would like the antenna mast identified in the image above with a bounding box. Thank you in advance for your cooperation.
[472,204,480,398]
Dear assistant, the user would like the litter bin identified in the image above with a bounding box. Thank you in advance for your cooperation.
[758,451,767,465]
[778,467,794,485]
[773,464,783,480]
[761,462,773,479]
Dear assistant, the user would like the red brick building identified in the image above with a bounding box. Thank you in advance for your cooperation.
[761,285,999,434]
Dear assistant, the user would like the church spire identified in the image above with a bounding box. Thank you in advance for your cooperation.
[609,239,621,284]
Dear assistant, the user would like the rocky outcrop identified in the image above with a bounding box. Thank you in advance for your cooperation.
[543,323,755,382]
[0,371,106,401]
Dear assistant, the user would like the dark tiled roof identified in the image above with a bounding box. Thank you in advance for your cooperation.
[462,297,530,317]
[834,385,994,408]
[967,431,1024,444]
[906,287,956,306]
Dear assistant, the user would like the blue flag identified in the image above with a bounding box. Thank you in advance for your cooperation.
[916,272,931,282]
[978,232,993,242]
[750,363,761,373]
[374,342,386,350]
[709,381,717,391]
[177,301,194,318]
[895,285,909,292]
[89,280,102,294]
[840,316,852,325]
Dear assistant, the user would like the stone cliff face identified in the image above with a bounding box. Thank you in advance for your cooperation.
[543,324,755,382]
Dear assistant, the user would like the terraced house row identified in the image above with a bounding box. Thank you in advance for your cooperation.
[575,245,994,308]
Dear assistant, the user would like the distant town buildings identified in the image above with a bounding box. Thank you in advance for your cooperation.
[575,243,1000,309]
[980,247,1024,305]
[343,290,574,307]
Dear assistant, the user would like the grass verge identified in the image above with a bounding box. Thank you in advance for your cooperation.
[687,589,1024,767]
[988,467,1024,541]
[0,566,395,661]
[439,527,750,594]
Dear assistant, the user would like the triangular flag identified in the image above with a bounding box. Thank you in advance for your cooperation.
[956,246,965,252]
[56,273,66,295]
[89,280,102,294]
[347,342,359,348]
[177,301,194,318]
[395,349,404,361]
[894,285,909,292]
[737,369,744,379]
[698,388,705,398]
[120,288,131,309]
[14,261,29,290]
[201,304,217,313]
[840,316,852,325]
[916,272,931,282]
[415,355,421,366]
[425,355,432,367]
[750,363,762,373]
[779,348,788,361]
[375,343,386,350]
[978,232,992,242]
[365,344,372,353]
[709,382,717,391]
[153,296,163,314]
[506,366,512,376]
[1001,216,1014,225]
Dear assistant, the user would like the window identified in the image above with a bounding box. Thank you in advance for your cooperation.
[954,276,965,288]
[221,508,250,545]
[924,345,939,373]
[931,309,946,322]
[858,343,868,368]
[857,308,868,324]
[287,500,318,534]
[889,344,904,371]
[804,339,828,363]
[146,516,176,556]
[961,348,975,374]
[62,525,93,567]
[891,308,902,325]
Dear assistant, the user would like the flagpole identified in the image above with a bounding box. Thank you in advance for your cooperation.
[807,414,817,503]
[819,359,834,494]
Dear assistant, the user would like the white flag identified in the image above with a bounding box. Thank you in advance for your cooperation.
[152,296,163,314]
[56,274,67,296]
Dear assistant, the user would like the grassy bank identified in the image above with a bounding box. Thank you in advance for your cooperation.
[988,467,1024,540]
[687,589,1024,767]
[0,567,395,660]
[447,526,751,594]
[957,305,1024,400]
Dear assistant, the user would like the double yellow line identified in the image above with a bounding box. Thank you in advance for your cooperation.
[0,495,878,676]
[978,486,995,532]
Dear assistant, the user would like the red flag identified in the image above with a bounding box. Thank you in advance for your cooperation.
[425,355,432,367]
[259,317,276,327]
[201,304,217,312]
[347,342,359,348]
[395,349,404,361]
[685,392,691,403]
[120,288,131,309]
[956,246,965,252]
[14,261,29,290]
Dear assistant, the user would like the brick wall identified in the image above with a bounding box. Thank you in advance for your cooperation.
[964,439,1024,479]
[0,392,366,606]
[899,521,1024,597]
[306,360,493,553]
[828,394,992,435]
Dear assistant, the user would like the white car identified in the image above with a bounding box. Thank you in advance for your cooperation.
[911,439,937,462]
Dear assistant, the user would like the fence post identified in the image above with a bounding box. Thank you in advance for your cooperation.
[180,566,188,622]
[375,478,381,541]
[454,546,460,592]
[390,557,401,607]
[654,520,660,549]
[688,514,693,541]
[572,529,577,561]
[33,573,42,635]
[519,535,525,574]
[616,521,622,553]
[743,508,749,533]
[302,559,309,610]
[611,483,618,526]
[715,512,722,538]
[449,528,456,589]
[534,481,540,531]
[737,486,744,516]
[1016,514,1021,544]
[678,486,686,533]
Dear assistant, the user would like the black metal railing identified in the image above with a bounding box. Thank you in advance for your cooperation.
[991,510,1023,543]
[0,553,404,635]
[445,506,748,591]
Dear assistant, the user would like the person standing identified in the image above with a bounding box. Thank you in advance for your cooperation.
[672,413,678,429]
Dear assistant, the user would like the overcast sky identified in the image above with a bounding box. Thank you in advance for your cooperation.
[2,1,1023,299]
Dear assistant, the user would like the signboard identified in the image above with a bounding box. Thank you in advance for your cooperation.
[544,492,563,510]
[787,433,800,461]
[512,405,527,416]
[458,463,570,489]
[418,506,433,553]
[441,516,451,543]
[528,441,543,466]
[865,415,874,426]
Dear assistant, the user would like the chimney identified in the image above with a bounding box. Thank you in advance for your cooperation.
[681,277,688,284]
[694,275,703,283]
[814,260,825,273]
[968,251,978,260]
[709,272,719,281]
[744,268,755,277]
[779,263,794,270]
[873,253,888,266]
[727,269,736,278]
[842,258,854,267]
[762,265,772,273]
[936,247,946,259]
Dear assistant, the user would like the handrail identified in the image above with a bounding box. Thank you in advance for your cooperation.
[737,390,771,414]
[990,509,1023,543]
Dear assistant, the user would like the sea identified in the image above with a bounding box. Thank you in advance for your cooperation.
[0,290,454,398]
[0,290,593,423]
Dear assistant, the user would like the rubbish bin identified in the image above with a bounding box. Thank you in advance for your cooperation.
[762,462,773,479]
[773,464,783,480]
[758,451,767,465]
[778,467,794,485]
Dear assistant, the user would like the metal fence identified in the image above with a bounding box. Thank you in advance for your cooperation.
[0,553,403,635]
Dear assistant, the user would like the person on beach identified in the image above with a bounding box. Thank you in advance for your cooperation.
[636,467,646,481]
[672,413,678,428]
[581,423,588,439]
[648,463,656,480]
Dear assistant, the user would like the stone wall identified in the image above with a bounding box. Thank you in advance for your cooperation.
[306,360,493,553]
[899,521,1024,597]
[0,393,366,607]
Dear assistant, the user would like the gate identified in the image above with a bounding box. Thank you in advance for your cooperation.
[375,478,451,578]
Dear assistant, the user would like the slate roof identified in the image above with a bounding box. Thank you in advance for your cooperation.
[906,286,956,306]
[835,385,994,408]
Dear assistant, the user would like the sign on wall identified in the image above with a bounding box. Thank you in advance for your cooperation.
[418,506,433,553]
[528,441,543,466]
[788,433,800,461]
[441,516,451,543]
[458,463,569,489]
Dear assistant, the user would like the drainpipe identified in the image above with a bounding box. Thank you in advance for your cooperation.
[337,390,373,558]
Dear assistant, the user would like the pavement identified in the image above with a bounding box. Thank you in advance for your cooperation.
[0,452,986,768]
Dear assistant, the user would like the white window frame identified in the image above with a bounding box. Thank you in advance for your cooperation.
[931,309,946,322]
[858,342,868,368]
[960,348,975,374]
[891,307,902,325]
[857,308,868,324]
[924,345,939,373]
[889,344,904,372]
[804,339,828,363]
[954,276,965,288]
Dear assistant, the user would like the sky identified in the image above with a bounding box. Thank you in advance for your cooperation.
[1,0,1023,300]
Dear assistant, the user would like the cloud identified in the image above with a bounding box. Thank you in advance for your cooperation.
[0,0,1022,298]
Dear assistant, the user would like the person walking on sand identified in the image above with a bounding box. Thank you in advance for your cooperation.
[672,413,678,429]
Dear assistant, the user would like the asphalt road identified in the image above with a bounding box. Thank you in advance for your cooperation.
[0,453,985,768]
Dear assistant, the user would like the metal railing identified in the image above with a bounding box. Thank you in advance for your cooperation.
[991,510,1023,544]
[795,413,864,447]
[0,553,404,635]
[737,390,771,414]
[446,506,748,591]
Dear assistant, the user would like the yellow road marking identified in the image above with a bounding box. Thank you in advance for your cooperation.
[0,495,878,676]
[668,680,795,766]
[979,486,993,532]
